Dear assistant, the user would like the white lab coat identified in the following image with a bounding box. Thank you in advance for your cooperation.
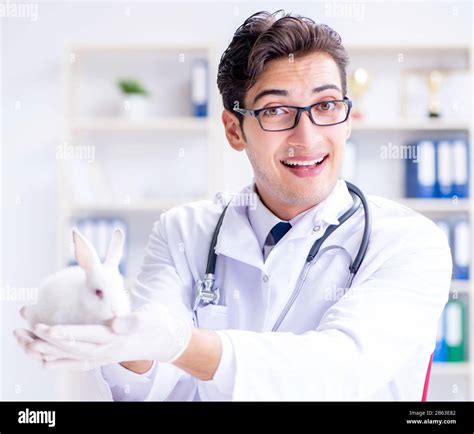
[72,180,452,401]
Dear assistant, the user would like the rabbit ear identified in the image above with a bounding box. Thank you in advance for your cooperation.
[104,228,124,269]
[72,228,101,274]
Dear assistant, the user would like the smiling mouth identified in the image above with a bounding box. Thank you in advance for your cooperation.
[280,154,329,169]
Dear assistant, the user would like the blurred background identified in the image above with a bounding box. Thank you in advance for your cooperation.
[1,0,472,401]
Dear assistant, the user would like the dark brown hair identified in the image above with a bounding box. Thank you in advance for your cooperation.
[217,10,349,122]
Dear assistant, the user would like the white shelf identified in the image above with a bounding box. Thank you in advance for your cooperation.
[67,197,209,214]
[431,362,471,376]
[396,198,471,213]
[451,280,471,295]
[70,117,211,132]
[352,119,470,131]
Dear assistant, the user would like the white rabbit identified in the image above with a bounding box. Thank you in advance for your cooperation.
[22,227,131,327]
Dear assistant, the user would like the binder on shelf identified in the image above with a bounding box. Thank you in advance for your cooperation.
[191,58,208,117]
[433,310,448,362]
[452,139,469,198]
[405,140,436,198]
[405,139,470,199]
[445,297,467,362]
[453,220,470,280]
[436,140,453,198]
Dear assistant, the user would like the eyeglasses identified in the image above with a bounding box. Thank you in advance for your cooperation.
[233,97,352,132]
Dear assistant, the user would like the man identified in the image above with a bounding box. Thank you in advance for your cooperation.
[15,10,451,401]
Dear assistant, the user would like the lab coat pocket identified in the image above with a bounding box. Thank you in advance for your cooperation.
[195,304,230,330]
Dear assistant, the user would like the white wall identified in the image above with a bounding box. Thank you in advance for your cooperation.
[1,0,472,400]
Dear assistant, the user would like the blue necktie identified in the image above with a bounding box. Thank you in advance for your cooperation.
[270,222,292,245]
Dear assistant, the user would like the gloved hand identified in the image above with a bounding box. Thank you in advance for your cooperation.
[13,303,193,370]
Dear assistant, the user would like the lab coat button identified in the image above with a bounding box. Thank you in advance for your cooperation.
[312,225,321,232]
[262,275,269,283]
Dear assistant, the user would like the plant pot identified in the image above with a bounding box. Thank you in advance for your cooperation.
[122,94,149,120]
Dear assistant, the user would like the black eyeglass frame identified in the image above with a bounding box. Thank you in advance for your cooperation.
[233,96,353,131]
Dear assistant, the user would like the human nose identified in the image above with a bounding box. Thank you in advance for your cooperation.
[287,109,325,148]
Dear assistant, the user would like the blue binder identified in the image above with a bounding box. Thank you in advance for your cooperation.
[405,140,436,198]
[436,140,453,198]
[433,309,448,362]
[452,219,469,280]
[451,139,469,198]
[191,58,208,117]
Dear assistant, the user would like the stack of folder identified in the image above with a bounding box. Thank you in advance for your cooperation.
[405,139,469,198]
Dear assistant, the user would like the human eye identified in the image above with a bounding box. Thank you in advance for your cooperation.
[261,106,289,117]
[315,100,337,112]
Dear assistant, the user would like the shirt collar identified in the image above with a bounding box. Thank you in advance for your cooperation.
[246,188,281,250]
[246,179,353,251]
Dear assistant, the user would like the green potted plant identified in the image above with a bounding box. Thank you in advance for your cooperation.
[118,78,150,120]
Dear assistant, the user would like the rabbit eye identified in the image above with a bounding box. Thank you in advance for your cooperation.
[95,289,104,300]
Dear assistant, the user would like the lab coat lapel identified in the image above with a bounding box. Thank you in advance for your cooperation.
[284,179,355,243]
[214,197,267,272]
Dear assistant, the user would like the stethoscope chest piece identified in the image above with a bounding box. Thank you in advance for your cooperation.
[193,273,220,311]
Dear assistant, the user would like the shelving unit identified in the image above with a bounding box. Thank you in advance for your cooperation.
[56,44,223,400]
[57,43,222,269]
[347,43,473,401]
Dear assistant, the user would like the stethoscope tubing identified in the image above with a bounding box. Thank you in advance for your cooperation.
[195,182,372,330]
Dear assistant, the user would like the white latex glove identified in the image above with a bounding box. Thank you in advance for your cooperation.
[13,303,193,370]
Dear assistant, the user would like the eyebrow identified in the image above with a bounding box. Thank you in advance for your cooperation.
[251,84,342,106]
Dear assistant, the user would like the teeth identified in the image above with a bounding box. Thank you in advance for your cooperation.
[282,156,326,166]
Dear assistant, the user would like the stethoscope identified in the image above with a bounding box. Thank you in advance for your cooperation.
[192,181,371,331]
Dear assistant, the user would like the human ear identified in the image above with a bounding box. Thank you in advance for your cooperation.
[222,109,246,151]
